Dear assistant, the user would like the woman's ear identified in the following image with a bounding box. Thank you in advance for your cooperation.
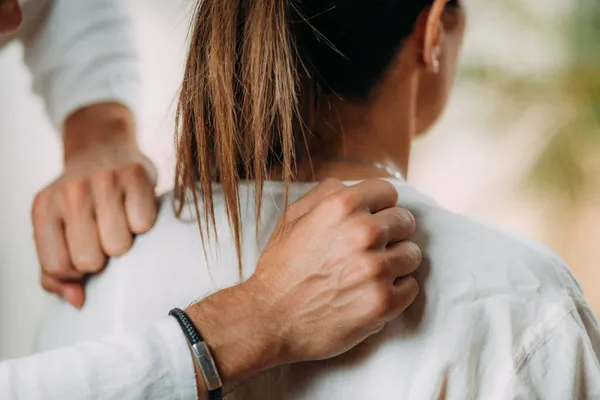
[0,0,23,35]
[416,0,448,74]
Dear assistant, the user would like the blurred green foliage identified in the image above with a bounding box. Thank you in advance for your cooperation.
[460,0,600,201]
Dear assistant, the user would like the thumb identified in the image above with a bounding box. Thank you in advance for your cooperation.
[284,178,346,223]
[60,282,86,309]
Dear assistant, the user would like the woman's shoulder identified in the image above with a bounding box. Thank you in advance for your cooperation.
[89,191,253,308]
[392,182,587,342]
[390,182,583,299]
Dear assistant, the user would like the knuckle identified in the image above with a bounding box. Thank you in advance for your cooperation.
[130,206,158,234]
[104,236,133,257]
[320,178,345,192]
[43,263,60,276]
[32,189,54,222]
[42,257,68,277]
[73,254,106,274]
[356,255,384,280]
[92,169,118,192]
[59,179,90,210]
[331,190,361,217]
[121,162,148,182]
[355,219,384,248]
[133,217,155,234]
[369,288,393,319]
[105,245,129,258]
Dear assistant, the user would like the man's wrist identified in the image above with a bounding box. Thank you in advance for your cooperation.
[63,102,137,162]
[184,282,284,387]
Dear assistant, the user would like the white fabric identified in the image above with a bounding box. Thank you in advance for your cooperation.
[37,179,600,399]
[0,317,197,399]
[1,0,139,129]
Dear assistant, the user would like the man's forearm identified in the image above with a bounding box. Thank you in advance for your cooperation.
[185,282,285,398]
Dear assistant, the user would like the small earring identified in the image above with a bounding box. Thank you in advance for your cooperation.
[432,58,440,74]
[431,44,442,73]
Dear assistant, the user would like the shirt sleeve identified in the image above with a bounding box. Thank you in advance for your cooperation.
[504,303,600,399]
[19,0,140,131]
[0,317,198,400]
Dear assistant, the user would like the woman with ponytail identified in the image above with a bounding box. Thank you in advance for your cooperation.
[39,0,600,399]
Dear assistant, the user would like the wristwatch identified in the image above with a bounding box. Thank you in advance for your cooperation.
[169,308,223,400]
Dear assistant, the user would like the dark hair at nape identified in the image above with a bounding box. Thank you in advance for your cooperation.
[291,0,435,101]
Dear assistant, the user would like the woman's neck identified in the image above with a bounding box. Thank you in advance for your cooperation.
[295,84,416,182]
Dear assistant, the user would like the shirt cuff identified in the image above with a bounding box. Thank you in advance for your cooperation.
[48,65,140,131]
[152,317,198,400]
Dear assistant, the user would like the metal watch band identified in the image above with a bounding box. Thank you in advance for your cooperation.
[169,308,223,399]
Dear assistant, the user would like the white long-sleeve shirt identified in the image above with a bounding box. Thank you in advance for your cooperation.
[1,1,196,398]
[1,0,139,129]
[38,180,600,399]
[0,317,198,399]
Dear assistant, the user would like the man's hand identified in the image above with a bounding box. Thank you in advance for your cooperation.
[186,179,421,393]
[32,103,158,308]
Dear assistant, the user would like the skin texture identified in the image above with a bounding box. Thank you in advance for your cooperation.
[32,103,158,308]
[186,179,421,398]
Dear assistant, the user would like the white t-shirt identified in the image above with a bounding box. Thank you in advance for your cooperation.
[38,179,600,399]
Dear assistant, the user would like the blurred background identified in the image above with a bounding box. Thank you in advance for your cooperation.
[0,0,598,359]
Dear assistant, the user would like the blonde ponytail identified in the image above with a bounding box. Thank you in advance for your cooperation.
[175,0,301,275]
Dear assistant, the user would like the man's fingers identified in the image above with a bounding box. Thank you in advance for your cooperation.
[40,275,85,309]
[383,240,422,278]
[285,178,346,222]
[92,171,133,256]
[60,281,86,309]
[371,207,416,247]
[40,273,62,296]
[32,190,82,281]
[387,276,419,321]
[62,180,106,273]
[346,179,399,214]
[121,163,158,234]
